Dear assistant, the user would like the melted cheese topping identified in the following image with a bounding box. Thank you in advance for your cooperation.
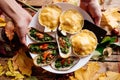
[71,29,98,56]
[38,4,62,30]
[59,9,84,34]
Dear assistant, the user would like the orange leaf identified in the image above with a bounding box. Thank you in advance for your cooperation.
[5,21,15,41]
[0,17,6,27]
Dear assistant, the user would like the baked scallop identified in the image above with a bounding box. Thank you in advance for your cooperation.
[38,4,62,31]
[59,9,84,34]
[71,29,98,57]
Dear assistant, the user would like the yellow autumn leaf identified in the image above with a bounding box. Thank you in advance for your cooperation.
[6,59,24,80]
[8,59,14,72]
[101,8,120,30]
[14,71,24,79]
[0,64,5,76]
[12,48,34,76]
[6,71,14,77]
[97,71,120,80]
[0,17,6,27]
[74,62,100,80]
[70,62,120,80]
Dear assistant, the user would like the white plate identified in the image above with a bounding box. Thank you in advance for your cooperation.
[26,3,94,74]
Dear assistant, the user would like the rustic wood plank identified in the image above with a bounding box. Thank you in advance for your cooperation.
[17,0,52,6]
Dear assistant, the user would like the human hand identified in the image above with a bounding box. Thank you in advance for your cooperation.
[0,0,32,45]
[14,11,32,45]
[80,0,102,26]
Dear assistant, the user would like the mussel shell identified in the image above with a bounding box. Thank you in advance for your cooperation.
[27,27,55,42]
[33,49,58,67]
[51,56,79,71]
[28,42,57,54]
[56,32,72,58]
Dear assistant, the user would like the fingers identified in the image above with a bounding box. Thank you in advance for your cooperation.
[94,15,102,26]
[88,1,102,26]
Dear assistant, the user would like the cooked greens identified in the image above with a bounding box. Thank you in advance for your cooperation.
[29,28,53,42]
[28,42,57,53]
[58,36,71,54]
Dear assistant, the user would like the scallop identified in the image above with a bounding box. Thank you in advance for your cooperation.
[38,4,62,31]
[70,29,98,58]
[27,27,55,42]
[59,9,84,34]
[51,56,79,71]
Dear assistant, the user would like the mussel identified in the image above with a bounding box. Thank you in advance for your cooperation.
[28,42,57,54]
[33,49,58,67]
[28,27,55,42]
[56,29,72,58]
[51,56,79,71]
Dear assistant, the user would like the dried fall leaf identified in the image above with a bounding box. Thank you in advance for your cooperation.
[14,71,24,79]
[6,59,24,80]
[105,71,120,80]
[70,62,100,80]
[97,71,120,80]
[70,62,120,80]
[69,76,78,80]
[8,59,14,72]
[12,54,19,71]
[0,17,6,27]
[5,21,15,41]
[12,48,33,76]
[111,11,120,22]
[101,8,120,30]
[0,64,5,76]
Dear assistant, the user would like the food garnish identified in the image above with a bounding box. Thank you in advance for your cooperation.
[92,36,119,61]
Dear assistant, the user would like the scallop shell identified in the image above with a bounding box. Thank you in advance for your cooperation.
[59,9,84,34]
[51,56,79,71]
[70,29,98,58]
[38,4,62,31]
[27,27,55,42]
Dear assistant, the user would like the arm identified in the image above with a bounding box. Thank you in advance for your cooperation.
[0,0,32,44]
[80,0,102,26]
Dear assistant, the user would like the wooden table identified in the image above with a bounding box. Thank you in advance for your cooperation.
[18,0,120,72]
[0,0,120,80]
